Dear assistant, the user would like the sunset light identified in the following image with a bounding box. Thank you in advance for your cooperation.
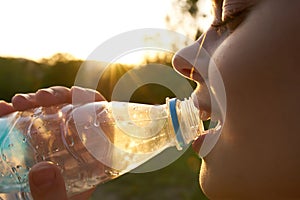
[0,0,171,63]
[0,0,212,64]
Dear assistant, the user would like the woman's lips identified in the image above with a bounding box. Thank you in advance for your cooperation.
[193,121,223,157]
[191,92,211,121]
[192,133,207,155]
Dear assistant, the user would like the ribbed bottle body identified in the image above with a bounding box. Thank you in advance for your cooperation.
[0,101,178,197]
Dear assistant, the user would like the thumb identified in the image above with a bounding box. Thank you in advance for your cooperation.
[29,162,68,200]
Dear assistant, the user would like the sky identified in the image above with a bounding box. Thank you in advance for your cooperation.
[0,0,212,63]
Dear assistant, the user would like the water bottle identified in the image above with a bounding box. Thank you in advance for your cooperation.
[0,96,207,198]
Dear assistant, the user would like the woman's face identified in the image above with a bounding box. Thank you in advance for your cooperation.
[173,0,300,198]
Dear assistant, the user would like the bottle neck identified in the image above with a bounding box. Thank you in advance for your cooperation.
[167,97,204,150]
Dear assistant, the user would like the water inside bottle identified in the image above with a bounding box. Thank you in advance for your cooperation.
[0,101,183,197]
[71,102,177,173]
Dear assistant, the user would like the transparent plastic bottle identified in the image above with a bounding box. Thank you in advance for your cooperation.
[0,97,205,198]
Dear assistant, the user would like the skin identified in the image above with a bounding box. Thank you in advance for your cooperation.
[0,0,299,199]
[173,0,300,199]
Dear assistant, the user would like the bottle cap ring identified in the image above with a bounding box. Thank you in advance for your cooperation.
[169,98,185,148]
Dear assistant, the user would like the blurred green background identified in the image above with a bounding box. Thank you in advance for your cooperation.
[0,54,208,199]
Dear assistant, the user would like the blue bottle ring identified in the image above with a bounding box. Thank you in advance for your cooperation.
[169,98,185,148]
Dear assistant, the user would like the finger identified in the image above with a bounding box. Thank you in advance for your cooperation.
[0,101,15,116]
[29,162,68,200]
[35,86,71,106]
[71,86,106,104]
[11,93,37,111]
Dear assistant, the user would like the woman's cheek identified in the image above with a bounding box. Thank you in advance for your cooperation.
[198,1,300,197]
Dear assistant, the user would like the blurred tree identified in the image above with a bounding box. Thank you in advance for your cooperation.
[0,54,82,101]
[180,0,200,17]
[39,53,82,88]
[42,60,81,88]
[166,0,212,40]
[40,53,78,66]
[0,57,46,101]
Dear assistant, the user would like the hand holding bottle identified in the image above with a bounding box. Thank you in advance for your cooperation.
[0,86,105,200]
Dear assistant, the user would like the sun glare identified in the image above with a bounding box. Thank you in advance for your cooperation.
[0,0,213,64]
[0,0,171,63]
[112,31,188,65]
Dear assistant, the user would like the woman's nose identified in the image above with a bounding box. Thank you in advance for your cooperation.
[172,42,198,78]
[172,34,211,84]
[172,27,224,84]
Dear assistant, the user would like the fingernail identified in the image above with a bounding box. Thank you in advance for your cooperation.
[15,93,30,100]
[31,163,56,189]
[14,93,37,102]
[37,88,53,96]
